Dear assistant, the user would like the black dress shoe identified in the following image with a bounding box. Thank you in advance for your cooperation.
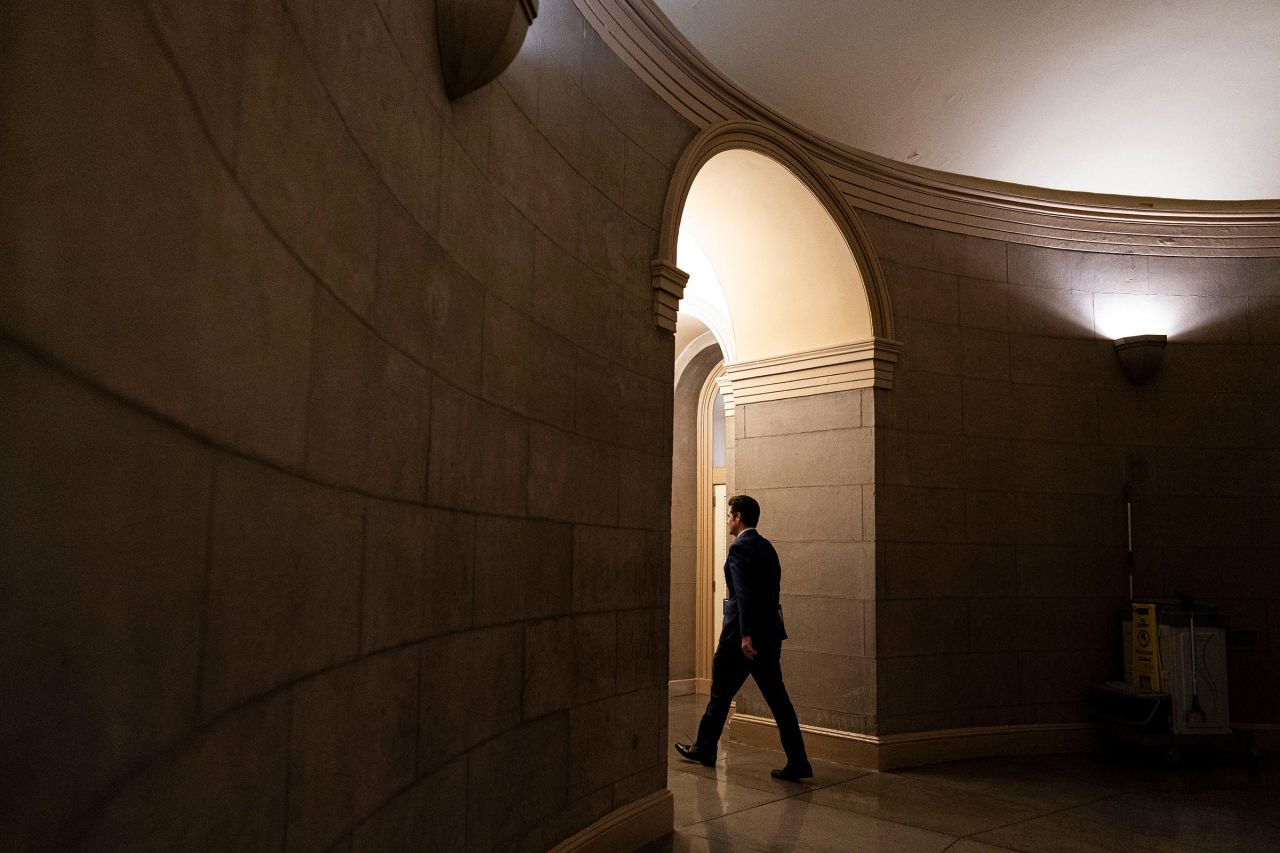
[674,742,716,767]
[770,764,814,781]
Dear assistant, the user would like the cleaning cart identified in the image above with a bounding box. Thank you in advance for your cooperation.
[1091,599,1244,764]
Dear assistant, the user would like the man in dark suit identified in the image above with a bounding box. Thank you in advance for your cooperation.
[674,494,813,780]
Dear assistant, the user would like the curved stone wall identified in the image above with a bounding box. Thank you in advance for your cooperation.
[0,0,693,848]
[865,212,1280,736]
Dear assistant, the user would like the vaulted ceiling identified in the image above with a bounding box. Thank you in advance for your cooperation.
[653,0,1280,201]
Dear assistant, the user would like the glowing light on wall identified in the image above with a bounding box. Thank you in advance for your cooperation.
[1094,293,1176,340]
[1095,292,1178,385]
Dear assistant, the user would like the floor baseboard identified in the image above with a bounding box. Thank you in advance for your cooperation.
[1236,723,1280,752]
[668,678,697,697]
[728,713,1095,770]
[548,789,673,853]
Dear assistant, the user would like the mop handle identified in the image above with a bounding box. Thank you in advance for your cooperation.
[1189,611,1197,694]
[1124,482,1134,600]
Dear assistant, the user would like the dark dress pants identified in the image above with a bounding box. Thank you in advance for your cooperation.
[694,636,809,768]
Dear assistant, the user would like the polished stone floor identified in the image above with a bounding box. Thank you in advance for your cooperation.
[642,694,1277,853]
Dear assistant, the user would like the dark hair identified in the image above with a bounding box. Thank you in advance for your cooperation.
[728,494,761,527]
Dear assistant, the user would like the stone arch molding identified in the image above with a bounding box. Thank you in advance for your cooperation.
[654,120,901,403]
[575,0,1280,256]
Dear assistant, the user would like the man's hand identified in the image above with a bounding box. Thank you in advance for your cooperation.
[741,636,757,660]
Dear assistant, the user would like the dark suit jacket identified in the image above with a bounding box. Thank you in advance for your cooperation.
[721,529,787,649]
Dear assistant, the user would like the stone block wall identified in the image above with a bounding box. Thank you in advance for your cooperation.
[862,211,1280,735]
[731,390,878,734]
[0,0,693,849]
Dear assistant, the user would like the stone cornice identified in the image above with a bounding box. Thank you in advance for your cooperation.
[724,339,901,407]
[713,374,735,416]
[574,0,1280,256]
[650,260,688,333]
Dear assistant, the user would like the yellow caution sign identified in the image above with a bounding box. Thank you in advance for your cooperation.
[1130,603,1162,692]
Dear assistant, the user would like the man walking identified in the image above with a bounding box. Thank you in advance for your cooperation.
[674,495,812,780]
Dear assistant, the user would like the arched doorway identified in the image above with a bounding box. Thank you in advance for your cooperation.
[668,335,727,697]
[661,121,898,753]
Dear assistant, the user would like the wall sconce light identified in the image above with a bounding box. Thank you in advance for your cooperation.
[437,0,539,100]
[1114,334,1167,385]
